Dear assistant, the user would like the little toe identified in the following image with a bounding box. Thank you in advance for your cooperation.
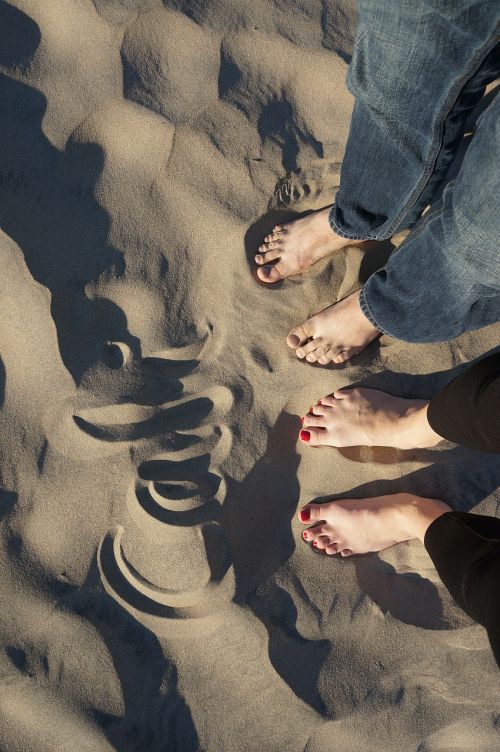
[340,549,353,557]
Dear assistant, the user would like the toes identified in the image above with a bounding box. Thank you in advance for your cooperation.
[310,403,328,416]
[298,503,326,524]
[320,395,337,407]
[295,339,320,359]
[317,355,332,365]
[287,322,314,349]
[299,428,328,446]
[257,263,285,283]
[302,523,328,542]
[313,535,331,550]
[340,549,353,557]
[333,351,350,364]
[259,240,280,251]
[332,388,353,399]
[255,247,282,265]
[325,542,340,556]
[298,503,326,529]
[302,414,326,428]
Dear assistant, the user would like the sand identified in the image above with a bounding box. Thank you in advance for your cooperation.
[0,1,499,750]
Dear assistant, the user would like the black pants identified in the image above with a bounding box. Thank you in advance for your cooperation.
[424,352,500,666]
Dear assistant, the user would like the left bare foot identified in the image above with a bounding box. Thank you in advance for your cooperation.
[298,493,451,556]
[255,207,361,283]
[287,290,380,365]
[299,387,443,449]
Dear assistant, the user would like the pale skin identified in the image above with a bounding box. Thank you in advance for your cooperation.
[299,387,444,449]
[255,207,380,365]
[257,212,452,556]
[299,493,452,557]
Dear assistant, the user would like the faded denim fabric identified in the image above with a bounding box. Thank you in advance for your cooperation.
[328,0,500,342]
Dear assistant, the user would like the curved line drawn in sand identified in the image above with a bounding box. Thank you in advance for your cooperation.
[98,524,235,621]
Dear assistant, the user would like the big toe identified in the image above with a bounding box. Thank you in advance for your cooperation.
[257,264,282,284]
[287,325,311,349]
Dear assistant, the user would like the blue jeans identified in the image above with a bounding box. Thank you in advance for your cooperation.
[329,0,500,342]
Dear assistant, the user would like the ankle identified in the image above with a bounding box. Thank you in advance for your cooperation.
[399,494,452,542]
[397,402,443,449]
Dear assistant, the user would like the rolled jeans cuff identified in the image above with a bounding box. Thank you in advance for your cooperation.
[328,203,383,242]
[358,280,390,336]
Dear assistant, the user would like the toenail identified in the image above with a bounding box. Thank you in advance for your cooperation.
[299,508,311,522]
[312,540,317,547]
[260,266,272,278]
[303,531,308,539]
[288,334,301,348]
[300,430,310,442]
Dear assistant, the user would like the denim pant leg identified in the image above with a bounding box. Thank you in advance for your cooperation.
[359,94,500,342]
[329,0,500,241]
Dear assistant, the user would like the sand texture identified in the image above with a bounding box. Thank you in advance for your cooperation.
[0,1,499,750]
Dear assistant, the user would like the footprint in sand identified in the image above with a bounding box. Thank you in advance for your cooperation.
[272,161,341,208]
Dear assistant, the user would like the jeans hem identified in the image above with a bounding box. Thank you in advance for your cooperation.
[358,283,391,336]
[328,205,387,241]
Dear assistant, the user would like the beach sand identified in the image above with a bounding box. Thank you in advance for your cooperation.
[0,1,499,750]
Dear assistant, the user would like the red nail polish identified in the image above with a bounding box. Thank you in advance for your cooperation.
[303,531,308,539]
[300,508,311,522]
[300,430,310,442]
[312,540,317,547]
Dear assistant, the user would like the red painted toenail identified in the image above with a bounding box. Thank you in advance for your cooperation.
[300,430,310,442]
[312,540,317,547]
[299,508,310,522]
[303,531,308,539]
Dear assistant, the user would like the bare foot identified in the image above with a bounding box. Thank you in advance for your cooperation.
[287,290,380,365]
[255,206,361,283]
[298,493,451,556]
[299,388,443,449]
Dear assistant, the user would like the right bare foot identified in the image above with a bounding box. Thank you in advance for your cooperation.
[299,493,451,556]
[299,387,443,449]
[255,206,361,283]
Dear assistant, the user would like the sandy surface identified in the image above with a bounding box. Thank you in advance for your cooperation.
[0,1,499,750]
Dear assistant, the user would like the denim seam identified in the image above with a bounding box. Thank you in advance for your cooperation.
[358,283,392,335]
[357,202,444,336]
[328,207,380,241]
[379,32,500,239]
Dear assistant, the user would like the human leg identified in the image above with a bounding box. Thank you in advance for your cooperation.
[330,2,500,240]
